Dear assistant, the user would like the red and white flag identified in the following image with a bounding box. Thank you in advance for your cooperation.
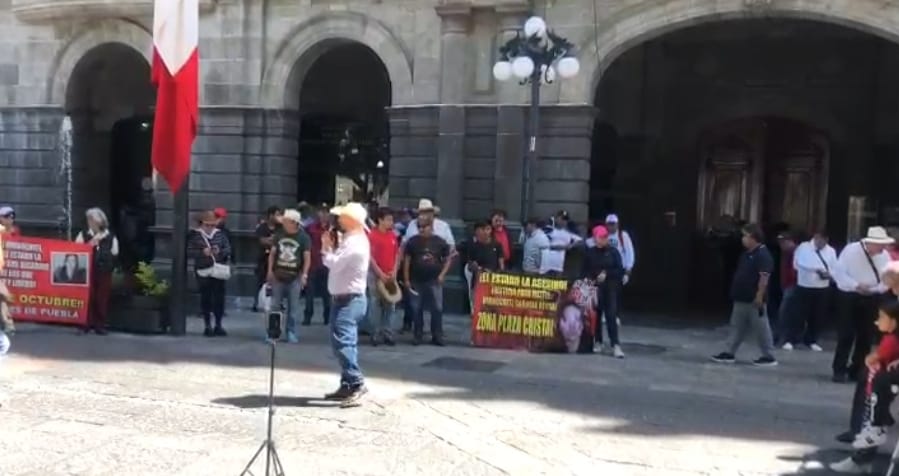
[151,0,199,194]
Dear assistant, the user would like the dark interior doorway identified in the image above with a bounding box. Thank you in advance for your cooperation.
[65,43,155,269]
[297,42,391,206]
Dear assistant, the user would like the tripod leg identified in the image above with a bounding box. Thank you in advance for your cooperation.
[240,441,266,476]
[270,443,286,476]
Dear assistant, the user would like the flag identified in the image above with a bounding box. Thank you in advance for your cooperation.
[151,0,199,194]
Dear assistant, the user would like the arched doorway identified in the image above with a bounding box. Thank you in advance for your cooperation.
[65,42,156,268]
[590,18,899,315]
[292,41,392,206]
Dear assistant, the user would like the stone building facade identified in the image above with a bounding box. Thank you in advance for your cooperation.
[2,0,899,310]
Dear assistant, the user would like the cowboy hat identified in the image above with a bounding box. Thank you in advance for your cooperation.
[862,226,895,245]
[417,199,436,212]
[376,278,403,304]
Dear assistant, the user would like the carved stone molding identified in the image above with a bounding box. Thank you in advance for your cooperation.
[12,0,218,23]
[435,3,472,34]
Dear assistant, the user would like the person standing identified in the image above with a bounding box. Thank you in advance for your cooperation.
[604,214,635,284]
[462,221,505,308]
[304,205,331,325]
[187,210,232,337]
[0,206,20,236]
[521,218,550,274]
[367,208,400,346]
[403,220,453,346]
[541,210,582,276]
[490,210,512,267]
[831,226,893,383]
[267,209,311,343]
[402,199,455,247]
[322,202,371,408]
[775,233,798,347]
[253,206,282,311]
[786,231,837,351]
[75,208,119,335]
[582,225,626,358]
[0,223,12,357]
[711,224,778,367]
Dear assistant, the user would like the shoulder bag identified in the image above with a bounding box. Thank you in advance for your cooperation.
[196,234,231,280]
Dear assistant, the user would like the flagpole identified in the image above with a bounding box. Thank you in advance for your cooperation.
[169,182,189,335]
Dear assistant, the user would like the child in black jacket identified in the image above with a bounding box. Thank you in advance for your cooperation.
[581,225,626,358]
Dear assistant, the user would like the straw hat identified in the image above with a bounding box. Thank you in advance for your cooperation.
[376,278,403,304]
[862,226,895,245]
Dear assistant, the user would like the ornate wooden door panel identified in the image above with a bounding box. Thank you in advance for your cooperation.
[764,129,828,233]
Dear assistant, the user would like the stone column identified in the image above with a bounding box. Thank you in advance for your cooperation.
[434,3,471,220]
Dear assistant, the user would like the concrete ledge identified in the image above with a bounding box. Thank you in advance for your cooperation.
[12,0,217,22]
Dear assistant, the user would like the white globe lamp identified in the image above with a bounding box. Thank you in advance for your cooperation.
[557,57,580,79]
[524,16,547,38]
[511,56,535,79]
[492,61,513,81]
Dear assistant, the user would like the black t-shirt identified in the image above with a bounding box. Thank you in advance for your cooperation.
[466,240,502,271]
[271,229,311,282]
[730,244,774,303]
[255,222,281,263]
[405,234,451,283]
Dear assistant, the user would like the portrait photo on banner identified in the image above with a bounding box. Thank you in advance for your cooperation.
[50,252,90,286]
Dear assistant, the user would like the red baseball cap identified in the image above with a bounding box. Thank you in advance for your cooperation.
[592,225,609,240]
[213,207,227,218]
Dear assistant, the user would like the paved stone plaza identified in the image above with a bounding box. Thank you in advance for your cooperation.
[0,312,891,475]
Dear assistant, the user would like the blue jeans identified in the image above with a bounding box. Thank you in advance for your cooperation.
[409,281,443,340]
[329,294,367,388]
[0,329,9,356]
[368,274,396,339]
[774,286,796,343]
[271,277,303,339]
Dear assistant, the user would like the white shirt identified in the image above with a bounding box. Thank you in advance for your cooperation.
[402,218,455,247]
[323,231,370,295]
[522,229,550,273]
[793,241,837,289]
[833,241,890,293]
[540,228,582,274]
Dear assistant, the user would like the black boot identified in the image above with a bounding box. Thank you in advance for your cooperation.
[203,315,214,337]
[213,315,227,336]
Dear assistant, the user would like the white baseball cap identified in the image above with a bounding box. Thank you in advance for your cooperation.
[605,214,619,224]
[282,209,302,224]
[330,202,369,229]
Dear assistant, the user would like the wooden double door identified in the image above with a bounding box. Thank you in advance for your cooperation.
[697,117,829,234]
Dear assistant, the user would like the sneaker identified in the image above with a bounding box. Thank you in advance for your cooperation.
[339,385,369,408]
[852,425,887,449]
[213,327,227,337]
[809,343,824,352]
[592,342,603,353]
[286,332,299,344]
[829,456,872,474]
[752,356,778,367]
[782,342,793,351]
[711,352,736,364]
[613,345,625,359]
[324,385,353,401]
[203,327,214,337]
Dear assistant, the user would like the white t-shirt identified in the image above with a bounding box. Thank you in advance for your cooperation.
[540,228,581,274]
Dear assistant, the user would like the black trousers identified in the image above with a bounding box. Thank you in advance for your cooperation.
[832,292,880,377]
[594,282,620,346]
[304,267,331,321]
[871,366,899,427]
[198,276,226,327]
[784,286,829,345]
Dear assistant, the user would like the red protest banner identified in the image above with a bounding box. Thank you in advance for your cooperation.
[1,236,92,326]
[470,271,596,353]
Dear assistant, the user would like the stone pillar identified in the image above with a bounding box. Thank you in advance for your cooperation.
[531,105,597,224]
[434,3,472,219]
[387,106,440,210]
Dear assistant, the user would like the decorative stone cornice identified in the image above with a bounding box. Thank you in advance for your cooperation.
[435,3,472,34]
[12,0,218,23]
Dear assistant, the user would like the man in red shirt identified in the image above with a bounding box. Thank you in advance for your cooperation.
[776,233,798,348]
[368,208,400,346]
[490,210,511,265]
[303,205,331,325]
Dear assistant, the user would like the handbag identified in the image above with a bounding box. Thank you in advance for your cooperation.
[196,234,231,280]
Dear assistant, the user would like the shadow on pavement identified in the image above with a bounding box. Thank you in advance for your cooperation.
[213,394,340,409]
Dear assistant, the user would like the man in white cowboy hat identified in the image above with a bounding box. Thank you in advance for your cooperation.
[831,226,894,383]
[321,202,371,407]
[401,198,455,247]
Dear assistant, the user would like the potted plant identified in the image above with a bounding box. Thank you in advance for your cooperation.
[109,262,170,334]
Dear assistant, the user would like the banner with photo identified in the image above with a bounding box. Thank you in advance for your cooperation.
[470,271,596,353]
[0,236,93,326]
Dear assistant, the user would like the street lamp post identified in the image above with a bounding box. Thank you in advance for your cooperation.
[493,16,580,222]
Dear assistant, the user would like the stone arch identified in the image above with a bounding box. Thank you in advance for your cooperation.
[261,11,415,108]
[47,19,152,106]
[561,0,899,104]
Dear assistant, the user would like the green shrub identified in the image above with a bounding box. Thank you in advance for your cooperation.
[134,262,169,297]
